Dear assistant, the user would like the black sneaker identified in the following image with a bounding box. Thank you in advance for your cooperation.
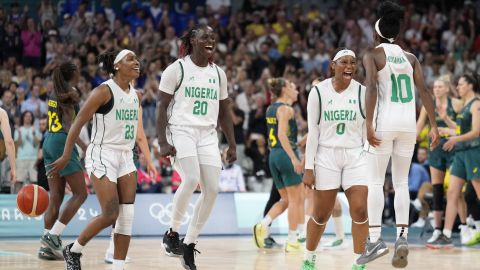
[38,246,59,260]
[63,243,82,270]
[180,241,200,270]
[40,233,63,259]
[264,236,282,249]
[163,228,183,257]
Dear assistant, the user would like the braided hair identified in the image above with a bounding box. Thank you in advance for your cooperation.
[52,62,81,118]
[98,50,119,76]
[179,24,214,64]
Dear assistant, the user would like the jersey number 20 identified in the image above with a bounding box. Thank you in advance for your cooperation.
[390,74,413,103]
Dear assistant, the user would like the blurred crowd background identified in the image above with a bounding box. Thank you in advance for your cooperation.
[0,0,478,226]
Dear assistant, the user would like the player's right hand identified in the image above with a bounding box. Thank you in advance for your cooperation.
[367,125,381,147]
[291,158,303,174]
[159,142,176,157]
[429,126,440,150]
[302,169,314,189]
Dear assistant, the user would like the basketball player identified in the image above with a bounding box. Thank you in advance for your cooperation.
[253,77,305,252]
[357,1,439,268]
[39,63,88,260]
[426,74,480,248]
[416,76,466,245]
[157,24,236,270]
[301,49,368,270]
[0,107,16,188]
[47,49,145,270]
[104,91,157,264]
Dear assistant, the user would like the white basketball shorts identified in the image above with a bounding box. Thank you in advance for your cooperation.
[314,146,367,190]
[85,144,136,183]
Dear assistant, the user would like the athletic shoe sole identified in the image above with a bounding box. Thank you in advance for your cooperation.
[392,244,409,268]
[253,224,264,248]
[425,243,454,250]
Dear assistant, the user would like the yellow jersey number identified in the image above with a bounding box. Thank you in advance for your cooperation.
[48,111,63,132]
[268,128,277,147]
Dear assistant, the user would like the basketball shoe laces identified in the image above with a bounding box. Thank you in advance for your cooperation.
[184,243,201,264]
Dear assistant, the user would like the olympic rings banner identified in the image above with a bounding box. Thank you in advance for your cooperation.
[0,193,350,237]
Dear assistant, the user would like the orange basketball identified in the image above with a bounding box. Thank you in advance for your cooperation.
[16,184,49,217]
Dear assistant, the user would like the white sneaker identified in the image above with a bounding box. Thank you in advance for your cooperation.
[104,249,132,264]
[411,218,425,228]
[460,225,473,245]
[426,229,442,244]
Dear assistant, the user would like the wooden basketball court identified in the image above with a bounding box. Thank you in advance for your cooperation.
[0,236,478,269]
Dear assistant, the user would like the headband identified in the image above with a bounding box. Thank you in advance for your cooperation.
[333,49,356,61]
[375,19,395,43]
[114,49,135,65]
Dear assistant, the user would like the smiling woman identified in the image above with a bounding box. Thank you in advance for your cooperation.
[156,24,236,270]
[46,49,146,270]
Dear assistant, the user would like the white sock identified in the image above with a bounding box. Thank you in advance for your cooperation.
[397,227,408,239]
[297,223,305,234]
[70,239,84,254]
[43,229,49,236]
[107,231,115,253]
[304,249,316,263]
[369,227,381,243]
[113,259,125,270]
[265,225,271,237]
[474,221,480,230]
[261,215,272,227]
[333,216,344,240]
[288,230,297,243]
[49,221,66,236]
[183,235,196,245]
[354,253,361,265]
[443,229,452,238]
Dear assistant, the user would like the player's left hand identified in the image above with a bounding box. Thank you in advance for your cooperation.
[429,126,440,150]
[147,161,158,180]
[225,146,237,164]
[442,136,456,152]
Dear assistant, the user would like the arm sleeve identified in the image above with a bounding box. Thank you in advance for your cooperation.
[218,67,228,100]
[305,88,321,170]
[158,61,181,95]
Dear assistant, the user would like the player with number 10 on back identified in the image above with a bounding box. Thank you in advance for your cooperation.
[357,1,439,268]
[156,24,236,270]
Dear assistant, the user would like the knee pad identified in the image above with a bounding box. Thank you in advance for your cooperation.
[115,204,134,236]
[432,184,444,211]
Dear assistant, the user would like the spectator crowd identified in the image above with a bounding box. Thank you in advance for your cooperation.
[0,0,479,222]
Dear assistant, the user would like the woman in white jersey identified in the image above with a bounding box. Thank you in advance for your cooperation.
[357,1,439,268]
[157,24,236,270]
[48,49,155,270]
[301,49,368,270]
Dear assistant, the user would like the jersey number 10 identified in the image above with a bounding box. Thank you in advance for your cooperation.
[390,74,413,103]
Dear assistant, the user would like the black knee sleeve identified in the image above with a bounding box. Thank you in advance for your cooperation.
[432,184,444,211]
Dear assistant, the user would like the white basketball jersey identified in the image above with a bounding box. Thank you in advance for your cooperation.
[91,79,139,151]
[375,43,416,132]
[315,78,366,148]
[163,56,227,127]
